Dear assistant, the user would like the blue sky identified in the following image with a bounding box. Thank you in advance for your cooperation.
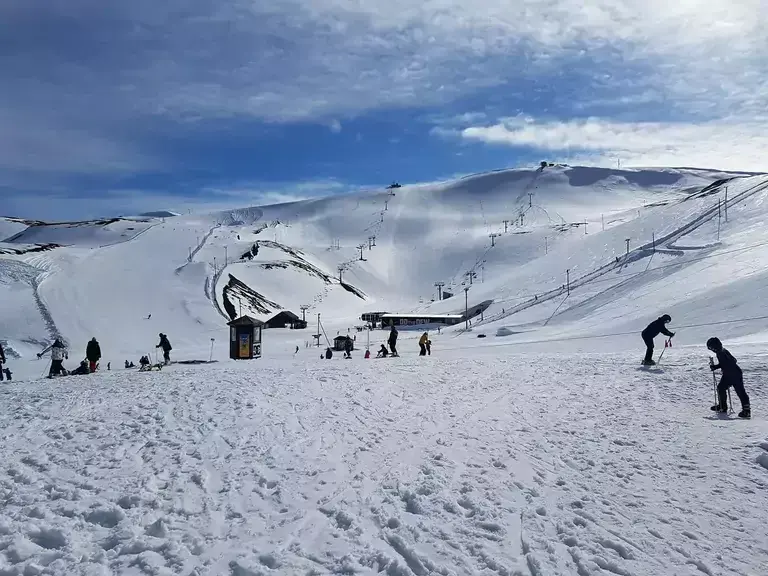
[2,0,767,220]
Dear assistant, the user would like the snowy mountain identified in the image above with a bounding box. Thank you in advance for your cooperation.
[2,164,768,575]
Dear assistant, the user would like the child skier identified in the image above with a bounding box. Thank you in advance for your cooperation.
[707,337,750,418]
[641,314,675,365]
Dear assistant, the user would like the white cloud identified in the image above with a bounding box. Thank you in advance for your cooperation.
[1,0,767,179]
[459,117,768,171]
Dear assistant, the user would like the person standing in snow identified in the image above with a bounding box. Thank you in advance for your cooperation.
[0,341,6,381]
[707,338,751,418]
[86,337,101,373]
[156,333,172,364]
[641,314,674,365]
[344,337,353,359]
[419,332,429,356]
[38,338,68,378]
[388,325,399,357]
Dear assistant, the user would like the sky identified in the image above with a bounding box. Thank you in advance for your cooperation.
[2,0,767,220]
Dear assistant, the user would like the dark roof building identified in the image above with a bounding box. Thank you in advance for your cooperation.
[264,310,301,329]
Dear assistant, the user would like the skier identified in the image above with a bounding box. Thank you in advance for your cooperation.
[344,337,353,359]
[376,344,389,358]
[38,338,68,378]
[0,341,5,382]
[156,333,172,364]
[641,314,674,365]
[388,325,399,357]
[707,337,751,418]
[419,332,429,356]
[86,337,101,373]
[426,339,432,356]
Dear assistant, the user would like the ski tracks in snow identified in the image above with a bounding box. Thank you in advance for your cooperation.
[0,352,767,575]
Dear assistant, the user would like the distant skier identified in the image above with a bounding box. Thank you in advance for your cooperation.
[86,337,101,373]
[38,338,68,378]
[707,337,751,418]
[0,341,5,381]
[641,314,674,365]
[419,332,429,356]
[388,325,399,357]
[156,333,172,364]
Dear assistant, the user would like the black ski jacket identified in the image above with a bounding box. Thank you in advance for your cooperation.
[712,348,742,378]
[86,340,101,362]
[0,342,5,363]
[157,336,172,352]
[388,327,398,344]
[642,317,674,339]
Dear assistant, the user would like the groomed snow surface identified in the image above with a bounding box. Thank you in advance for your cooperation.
[1,348,768,576]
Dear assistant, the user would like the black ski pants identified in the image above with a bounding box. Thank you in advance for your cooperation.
[642,334,655,363]
[389,340,397,356]
[419,343,426,356]
[0,361,4,381]
[49,359,64,377]
[718,374,750,410]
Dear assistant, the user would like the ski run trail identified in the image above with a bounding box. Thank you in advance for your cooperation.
[1,347,767,576]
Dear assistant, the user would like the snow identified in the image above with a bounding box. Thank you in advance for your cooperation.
[3,164,768,574]
[0,218,29,242]
[1,350,767,575]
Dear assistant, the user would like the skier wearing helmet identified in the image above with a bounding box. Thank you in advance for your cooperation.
[641,314,674,365]
[707,337,750,418]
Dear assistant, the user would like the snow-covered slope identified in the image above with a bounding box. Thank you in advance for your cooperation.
[2,164,768,376]
[0,217,29,242]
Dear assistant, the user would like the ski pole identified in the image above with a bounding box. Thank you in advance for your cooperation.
[728,389,734,414]
[710,357,718,407]
[657,339,669,364]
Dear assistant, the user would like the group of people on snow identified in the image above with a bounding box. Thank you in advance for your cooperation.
[36,337,106,378]
[30,332,173,379]
[642,314,750,419]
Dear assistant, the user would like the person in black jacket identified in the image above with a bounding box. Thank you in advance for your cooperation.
[86,338,101,373]
[707,337,750,418]
[388,325,399,357]
[0,341,5,381]
[156,333,172,364]
[641,314,674,365]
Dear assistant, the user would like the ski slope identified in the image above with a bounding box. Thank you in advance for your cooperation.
[2,164,768,377]
[2,164,768,574]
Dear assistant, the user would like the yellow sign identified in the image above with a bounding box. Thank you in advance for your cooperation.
[239,333,250,358]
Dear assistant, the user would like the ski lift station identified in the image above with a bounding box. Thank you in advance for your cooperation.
[380,313,463,328]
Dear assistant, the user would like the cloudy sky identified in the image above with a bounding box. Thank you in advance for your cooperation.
[2,0,767,219]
